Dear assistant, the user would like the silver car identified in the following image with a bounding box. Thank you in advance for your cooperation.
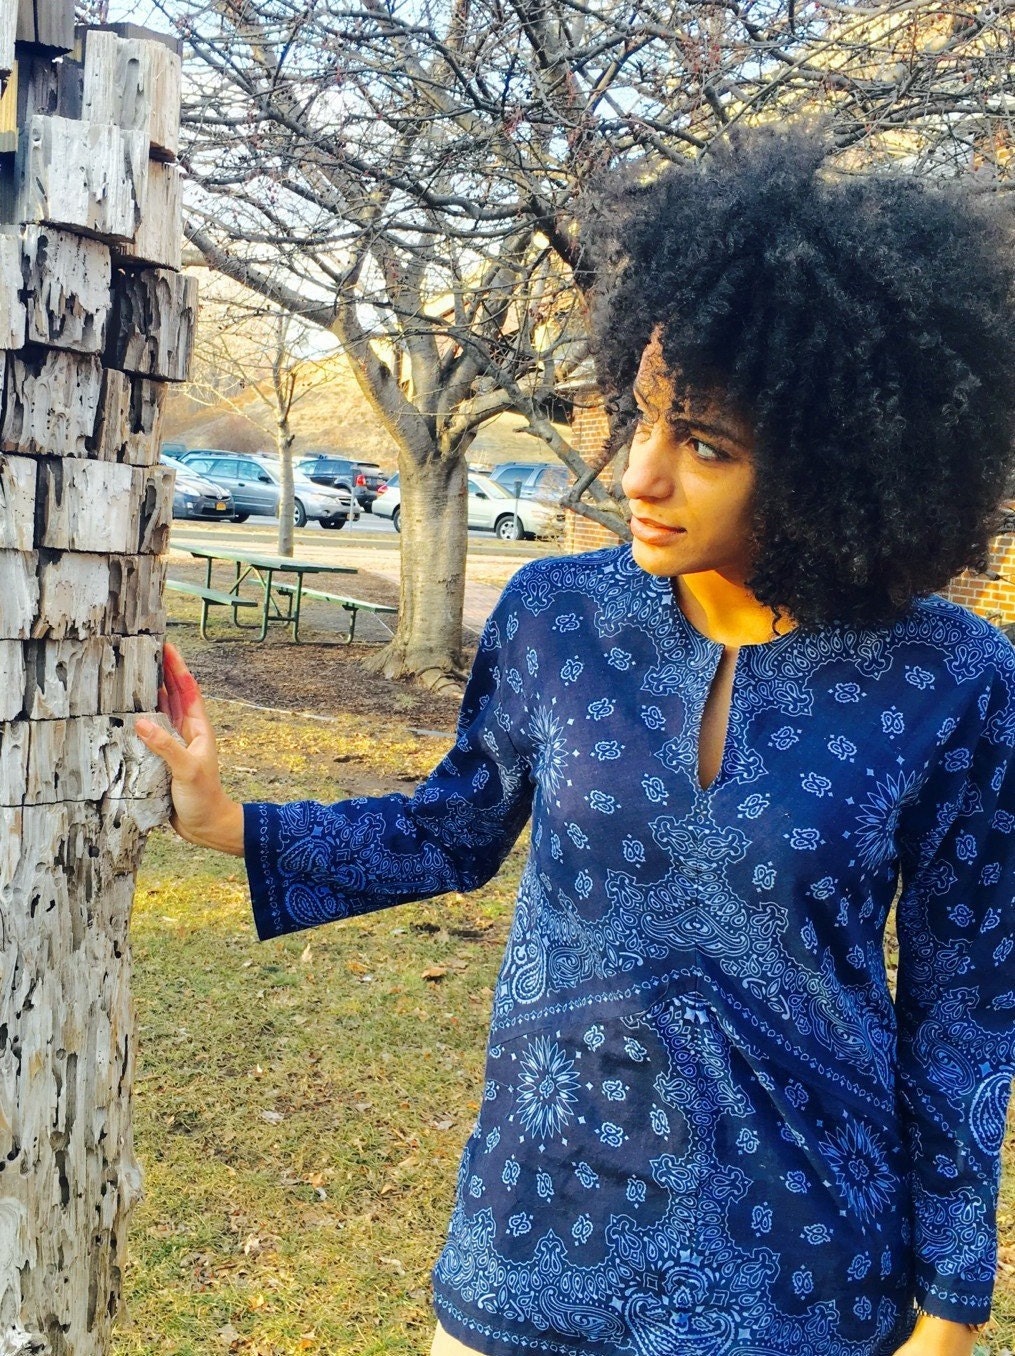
[180,452,357,528]
[373,471,564,540]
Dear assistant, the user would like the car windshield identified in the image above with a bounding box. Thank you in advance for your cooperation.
[474,478,513,499]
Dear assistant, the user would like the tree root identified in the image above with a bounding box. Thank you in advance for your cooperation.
[361,642,467,697]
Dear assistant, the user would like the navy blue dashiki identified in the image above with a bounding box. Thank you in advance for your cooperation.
[244,545,1015,1356]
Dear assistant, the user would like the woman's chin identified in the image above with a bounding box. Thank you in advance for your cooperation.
[630,537,686,576]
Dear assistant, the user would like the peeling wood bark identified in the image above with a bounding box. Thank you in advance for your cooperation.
[0,457,36,548]
[0,19,189,1350]
[34,550,166,640]
[15,0,74,52]
[0,793,168,1352]
[0,231,27,348]
[117,160,180,270]
[91,369,165,466]
[21,226,111,352]
[1,349,104,456]
[0,636,160,721]
[36,460,173,554]
[0,550,38,638]
[15,115,145,243]
[16,48,83,122]
[109,267,196,380]
[82,30,180,161]
[0,0,15,78]
[21,714,171,804]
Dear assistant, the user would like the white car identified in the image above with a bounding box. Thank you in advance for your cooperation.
[373,472,564,540]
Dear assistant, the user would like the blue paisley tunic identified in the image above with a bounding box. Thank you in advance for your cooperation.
[244,546,1015,1356]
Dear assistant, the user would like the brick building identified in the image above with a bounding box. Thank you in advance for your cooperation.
[563,395,621,555]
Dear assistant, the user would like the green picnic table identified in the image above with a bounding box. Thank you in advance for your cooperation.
[170,545,360,642]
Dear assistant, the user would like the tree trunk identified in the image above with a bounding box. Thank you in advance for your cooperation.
[0,22,188,1354]
[365,454,470,690]
[276,422,294,557]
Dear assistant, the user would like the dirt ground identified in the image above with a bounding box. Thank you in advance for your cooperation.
[166,558,468,733]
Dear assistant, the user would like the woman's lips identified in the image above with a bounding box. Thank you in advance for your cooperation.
[630,515,686,546]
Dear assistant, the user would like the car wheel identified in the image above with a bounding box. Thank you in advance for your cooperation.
[293,499,307,527]
[231,513,249,523]
[392,507,401,533]
[495,514,525,541]
[321,517,347,530]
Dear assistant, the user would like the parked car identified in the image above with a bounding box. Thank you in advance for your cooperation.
[296,455,388,512]
[487,461,570,502]
[179,451,357,527]
[373,471,564,540]
[163,454,235,521]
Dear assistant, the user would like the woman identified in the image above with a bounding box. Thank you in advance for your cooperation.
[138,132,1015,1356]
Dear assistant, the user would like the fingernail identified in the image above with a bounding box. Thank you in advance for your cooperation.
[135,718,155,737]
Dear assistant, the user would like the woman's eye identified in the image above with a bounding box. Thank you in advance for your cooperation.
[692,438,723,462]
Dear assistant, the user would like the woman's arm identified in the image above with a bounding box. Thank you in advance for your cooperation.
[135,643,244,855]
[139,578,536,940]
[893,1312,977,1356]
[894,649,1015,1331]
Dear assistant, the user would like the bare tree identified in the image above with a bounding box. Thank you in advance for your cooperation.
[187,285,338,555]
[162,0,1013,683]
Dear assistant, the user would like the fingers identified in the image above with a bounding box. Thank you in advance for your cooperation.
[134,715,193,778]
[160,644,213,738]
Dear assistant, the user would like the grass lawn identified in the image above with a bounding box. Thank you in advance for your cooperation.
[116,691,1015,1355]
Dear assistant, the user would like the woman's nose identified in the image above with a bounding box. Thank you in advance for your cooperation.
[622,425,676,503]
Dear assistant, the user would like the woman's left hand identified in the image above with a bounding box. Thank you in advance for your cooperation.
[892,1313,979,1356]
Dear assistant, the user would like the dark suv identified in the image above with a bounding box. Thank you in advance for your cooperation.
[296,455,387,512]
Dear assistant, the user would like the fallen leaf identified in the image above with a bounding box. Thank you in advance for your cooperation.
[421,965,448,981]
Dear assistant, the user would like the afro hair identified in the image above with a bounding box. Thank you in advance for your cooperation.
[589,127,1015,630]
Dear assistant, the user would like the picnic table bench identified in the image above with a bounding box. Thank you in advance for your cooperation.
[273,583,397,643]
[165,578,260,639]
[166,546,361,642]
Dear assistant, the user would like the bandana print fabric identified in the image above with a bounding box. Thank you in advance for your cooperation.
[243,545,1015,1356]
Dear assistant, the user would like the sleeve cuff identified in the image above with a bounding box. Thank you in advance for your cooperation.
[243,801,288,941]
[915,1280,993,1328]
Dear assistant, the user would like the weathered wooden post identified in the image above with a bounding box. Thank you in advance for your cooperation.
[0,3,193,1349]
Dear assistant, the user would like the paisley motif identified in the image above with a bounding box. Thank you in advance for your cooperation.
[244,545,1015,1353]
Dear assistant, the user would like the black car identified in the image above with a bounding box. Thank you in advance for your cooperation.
[296,455,388,512]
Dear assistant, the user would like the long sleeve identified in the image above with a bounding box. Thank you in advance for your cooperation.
[243,593,535,940]
[895,651,1015,1325]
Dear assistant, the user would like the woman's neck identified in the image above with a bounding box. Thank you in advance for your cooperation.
[674,571,793,647]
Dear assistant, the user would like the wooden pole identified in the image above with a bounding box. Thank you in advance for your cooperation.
[0,6,189,1350]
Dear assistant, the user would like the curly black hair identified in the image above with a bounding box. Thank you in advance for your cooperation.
[588,128,1015,629]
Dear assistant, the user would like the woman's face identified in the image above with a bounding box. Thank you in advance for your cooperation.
[621,337,757,584]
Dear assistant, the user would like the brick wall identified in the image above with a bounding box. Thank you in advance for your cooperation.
[942,534,1015,624]
[565,396,621,554]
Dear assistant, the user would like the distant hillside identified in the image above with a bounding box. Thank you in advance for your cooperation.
[163,350,559,472]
